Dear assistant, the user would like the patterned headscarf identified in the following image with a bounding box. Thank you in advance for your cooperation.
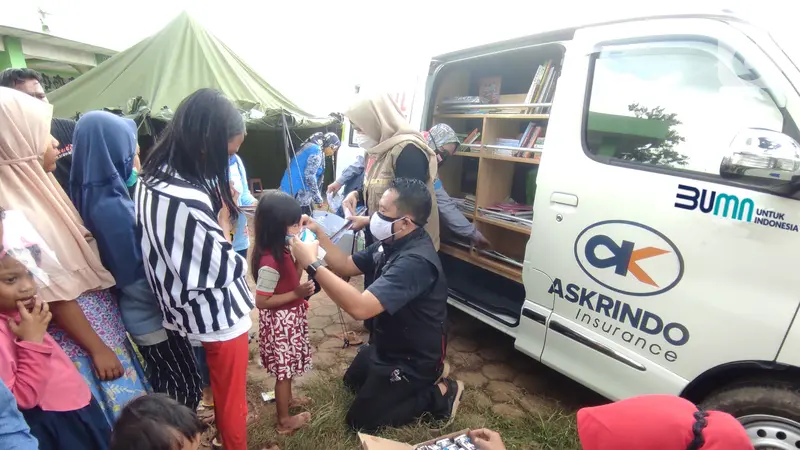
[303,132,325,148]
[425,123,459,150]
[322,132,341,151]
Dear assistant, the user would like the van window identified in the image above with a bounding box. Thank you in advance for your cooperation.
[584,40,785,178]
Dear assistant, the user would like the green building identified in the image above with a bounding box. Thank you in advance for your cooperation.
[0,24,116,92]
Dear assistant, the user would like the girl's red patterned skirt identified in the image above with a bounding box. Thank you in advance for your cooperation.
[258,303,312,381]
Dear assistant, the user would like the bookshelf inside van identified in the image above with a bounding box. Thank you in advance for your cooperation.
[429,43,564,290]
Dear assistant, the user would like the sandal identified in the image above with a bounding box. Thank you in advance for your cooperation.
[334,331,364,346]
[276,412,311,436]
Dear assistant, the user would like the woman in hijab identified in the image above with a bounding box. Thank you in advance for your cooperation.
[69,111,202,410]
[0,87,149,424]
[50,117,76,191]
[280,131,342,215]
[342,93,440,250]
[424,123,490,248]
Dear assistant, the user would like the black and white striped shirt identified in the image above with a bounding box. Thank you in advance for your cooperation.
[134,170,254,341]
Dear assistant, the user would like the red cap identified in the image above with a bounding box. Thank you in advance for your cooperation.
[577,395,753,450]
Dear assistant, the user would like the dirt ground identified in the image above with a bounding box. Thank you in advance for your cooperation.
[198,275,606,449]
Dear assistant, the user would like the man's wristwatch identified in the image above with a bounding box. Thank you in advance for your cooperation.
[306,260,323,276]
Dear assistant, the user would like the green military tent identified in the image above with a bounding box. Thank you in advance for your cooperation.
[49,12,339,187]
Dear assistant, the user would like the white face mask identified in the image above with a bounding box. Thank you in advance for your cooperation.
[354,131,379,150]
[369,212,404,242]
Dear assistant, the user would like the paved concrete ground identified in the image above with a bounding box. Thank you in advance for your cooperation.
[293,276,603,417]
[196,275,605,448]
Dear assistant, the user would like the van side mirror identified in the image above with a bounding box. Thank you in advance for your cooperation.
[720,128,800,185]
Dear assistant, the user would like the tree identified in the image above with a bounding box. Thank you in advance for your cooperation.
[618,103,688,167]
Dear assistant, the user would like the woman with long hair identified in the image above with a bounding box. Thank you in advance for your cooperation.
[69,111,202,410]
[135,88,256,450]
[0,87,149,424]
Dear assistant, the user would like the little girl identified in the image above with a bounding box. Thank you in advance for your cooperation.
[252,190,315,435]
[0,208,111,449]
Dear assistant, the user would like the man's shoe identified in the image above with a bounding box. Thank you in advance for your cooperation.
[441,378,464,428]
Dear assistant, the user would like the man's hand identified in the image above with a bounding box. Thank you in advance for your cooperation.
[473,232,492,249]
[347,215,370,231]
[290,237,319,268]
[342,191,359,216]
[469,429,506,450]
[293,281,316,298]
[90,345,124,381]
[8,298,51,344]
[299,214,321,235]
[326,182,342,194]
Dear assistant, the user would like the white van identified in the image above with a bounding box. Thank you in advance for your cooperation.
[424,12,800,446]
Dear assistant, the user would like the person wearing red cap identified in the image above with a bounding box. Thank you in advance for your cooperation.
[577,395,753,450]
[467,395,754,450]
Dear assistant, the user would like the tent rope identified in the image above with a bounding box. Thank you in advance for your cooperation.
[281,110,353,348]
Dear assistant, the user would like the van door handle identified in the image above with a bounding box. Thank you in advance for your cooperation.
[550,192,578,207]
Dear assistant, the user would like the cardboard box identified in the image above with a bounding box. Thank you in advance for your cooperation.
[358,429,471,450]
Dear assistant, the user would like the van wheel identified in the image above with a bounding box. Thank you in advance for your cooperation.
[701,381,800,449]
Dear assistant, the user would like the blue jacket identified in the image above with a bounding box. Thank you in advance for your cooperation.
[280,144,325,207]
[0,384,37,449]
[229,155,257,252]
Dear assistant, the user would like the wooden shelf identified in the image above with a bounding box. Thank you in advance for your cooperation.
[435,113,550,120]
[475,216,531,235]
[439,243,523,283]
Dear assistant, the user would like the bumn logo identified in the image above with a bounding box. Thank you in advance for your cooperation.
[675,184,754,222]
[574,220,684,297]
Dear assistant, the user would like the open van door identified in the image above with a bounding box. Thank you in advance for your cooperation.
[529,17,800,401]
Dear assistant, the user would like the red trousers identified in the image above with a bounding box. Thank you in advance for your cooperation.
[203,332,249,450]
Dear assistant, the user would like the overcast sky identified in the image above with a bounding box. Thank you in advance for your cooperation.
[0,0,793,115]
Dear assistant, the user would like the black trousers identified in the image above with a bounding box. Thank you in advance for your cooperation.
[343,345,448,432]
[139,329,202,410]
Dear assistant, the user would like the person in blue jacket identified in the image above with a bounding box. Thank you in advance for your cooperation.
[228,148,257,259]
[280,132,341,215]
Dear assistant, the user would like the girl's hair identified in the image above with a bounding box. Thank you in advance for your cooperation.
[141,88,245,218]
[251,190,302,280]
[110,394,204,450]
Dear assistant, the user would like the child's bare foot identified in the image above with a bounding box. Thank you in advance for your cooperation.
[277,412,311,435]
[289,396,311,408]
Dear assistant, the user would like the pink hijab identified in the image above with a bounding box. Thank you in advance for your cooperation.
[0,87,115,302]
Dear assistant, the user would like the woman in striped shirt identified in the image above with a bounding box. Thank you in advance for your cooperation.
[134,89,255,450]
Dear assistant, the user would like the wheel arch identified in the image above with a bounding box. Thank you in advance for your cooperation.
[681,360,800,404]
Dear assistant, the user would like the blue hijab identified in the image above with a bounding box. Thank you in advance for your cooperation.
[69,111,143,288]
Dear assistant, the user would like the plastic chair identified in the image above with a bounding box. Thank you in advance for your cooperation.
[249,178,263,193]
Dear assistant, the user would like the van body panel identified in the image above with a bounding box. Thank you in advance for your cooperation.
[425,13,800,407]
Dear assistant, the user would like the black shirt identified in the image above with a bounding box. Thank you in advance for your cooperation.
[356,143,429,205]
[352,228,448,377]
[394,144,429,183]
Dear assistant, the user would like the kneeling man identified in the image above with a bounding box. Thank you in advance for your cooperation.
[290,178,463,432]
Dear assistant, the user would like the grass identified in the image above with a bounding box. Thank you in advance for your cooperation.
[245,367,581,450]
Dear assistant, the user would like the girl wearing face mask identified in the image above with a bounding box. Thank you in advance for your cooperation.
[280,132,341,216]
[251,190,315,435]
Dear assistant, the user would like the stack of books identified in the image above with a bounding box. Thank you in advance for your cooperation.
[514,122,546,158]
[456,129,481,154]
[478,202,533,226]
[523,59,560,114]
[454,195,476,216]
